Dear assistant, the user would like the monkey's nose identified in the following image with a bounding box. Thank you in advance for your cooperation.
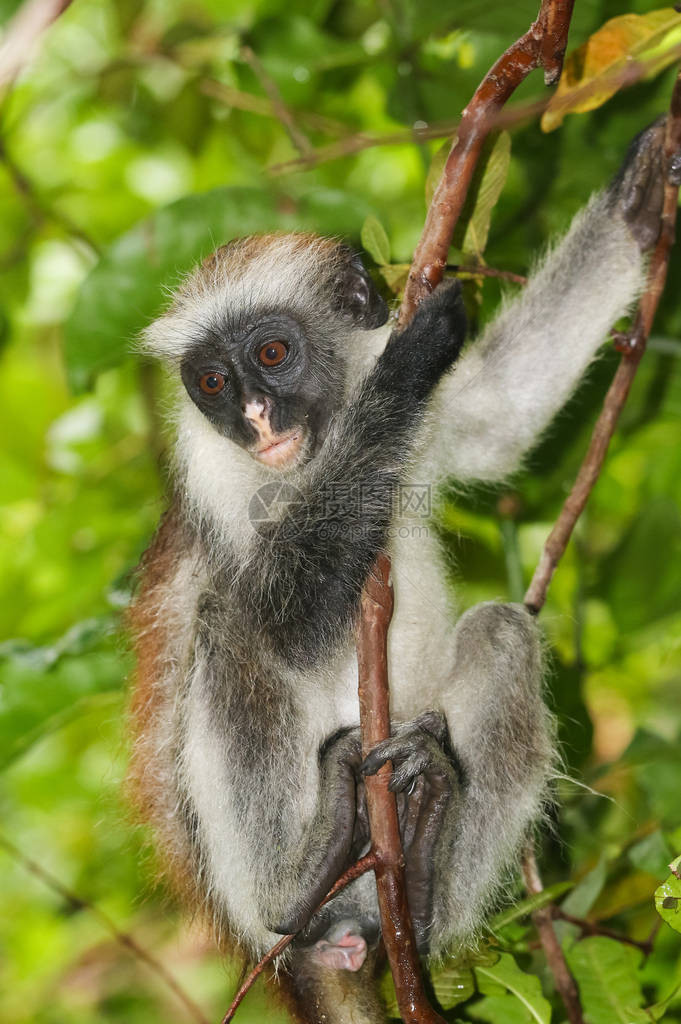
[242,394,272,426]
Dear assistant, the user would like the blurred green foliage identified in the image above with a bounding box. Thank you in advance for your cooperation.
[1,1,680,1022]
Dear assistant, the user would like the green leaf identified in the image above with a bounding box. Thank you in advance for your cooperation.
[564,936,648,1024]
[645,982,681,1021]
[425,140,451,207]
[459,131,511,259]
[489,881,574,931]
[360,215,391,266]
[378,262,410,296]
[654,855,681,934]
[426,133,511,260]
[430,959,475,1009]
[561,858,608,918]
[475,953,551,1024]
[0,618,126,769]
[628,831,674,881]
[469,994,533,1024]
[64,186,376,391]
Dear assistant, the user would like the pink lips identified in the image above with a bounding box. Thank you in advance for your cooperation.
[254,431,303,467]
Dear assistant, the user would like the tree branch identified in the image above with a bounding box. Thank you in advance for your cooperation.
[354,4,579,1022]
[522,847,584,1024]
[356,556,445,1024]
[399,0,574,324]
[0,0,73,91]
[524,70,681,614]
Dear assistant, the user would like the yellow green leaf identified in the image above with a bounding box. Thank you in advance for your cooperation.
[458,131,511,259]
[360,214,391,266]
[542,9,681,132]
[378,262,409,296]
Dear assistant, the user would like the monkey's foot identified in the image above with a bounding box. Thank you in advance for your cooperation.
[610,117,671,252]
[308,920,367,972]
[360,709,454,794]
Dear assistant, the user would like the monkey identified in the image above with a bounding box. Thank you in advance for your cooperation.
[129,120,671,1024]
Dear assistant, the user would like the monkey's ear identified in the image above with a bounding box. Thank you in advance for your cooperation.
[338,252,389,329]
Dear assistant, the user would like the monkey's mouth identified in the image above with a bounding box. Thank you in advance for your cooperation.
[253,429,305,468]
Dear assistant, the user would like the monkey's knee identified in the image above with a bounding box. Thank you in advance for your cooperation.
[452,602,552,783]
[454,601,542,691]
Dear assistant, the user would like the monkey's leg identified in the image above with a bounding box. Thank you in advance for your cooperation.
[429,602,553,951]
[360,710,461,951]
[263,727,376,946]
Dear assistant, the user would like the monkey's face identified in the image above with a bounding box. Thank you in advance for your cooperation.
[147,233,389,469]
[180,313,345,469]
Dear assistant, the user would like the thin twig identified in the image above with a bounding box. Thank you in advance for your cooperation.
[0,0,72,91]
[200,78,348,136]
[219,852,377,1024]
[554,909,660,958]
[524,69,681,613]
[240,46,313,157]
[447,263,528,285]
[0,833,211,1024]
[269,120,458,174]
[523,848,585,1024]
[269,35,681,179]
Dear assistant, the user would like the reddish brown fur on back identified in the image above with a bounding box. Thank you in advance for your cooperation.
[127,502,200,904]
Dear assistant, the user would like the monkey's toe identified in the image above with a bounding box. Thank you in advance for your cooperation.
[360,712,455,794]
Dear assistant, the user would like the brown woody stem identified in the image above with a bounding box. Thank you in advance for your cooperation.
[356,555,446,1024]
[524,69,681,614]
[522,848,585,1024]
[519,62,681,1024]
[399,0,574,325]
[354,3,580,1022]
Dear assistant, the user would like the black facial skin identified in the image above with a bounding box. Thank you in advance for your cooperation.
[180,250,390,462]
[181,313,331,452]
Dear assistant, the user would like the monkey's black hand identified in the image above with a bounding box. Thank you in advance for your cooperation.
[609,116,677,252]
[360,710,460,950]
[376,280,467,403]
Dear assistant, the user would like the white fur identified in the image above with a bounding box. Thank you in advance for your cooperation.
[141,235,351,362]
[424,194,645,483]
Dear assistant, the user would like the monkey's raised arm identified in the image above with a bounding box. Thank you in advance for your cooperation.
[230,283,466,668]
[424,120,667,485]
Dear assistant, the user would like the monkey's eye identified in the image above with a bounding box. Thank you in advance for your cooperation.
[258,341,288,367]
[199,372,226,395]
